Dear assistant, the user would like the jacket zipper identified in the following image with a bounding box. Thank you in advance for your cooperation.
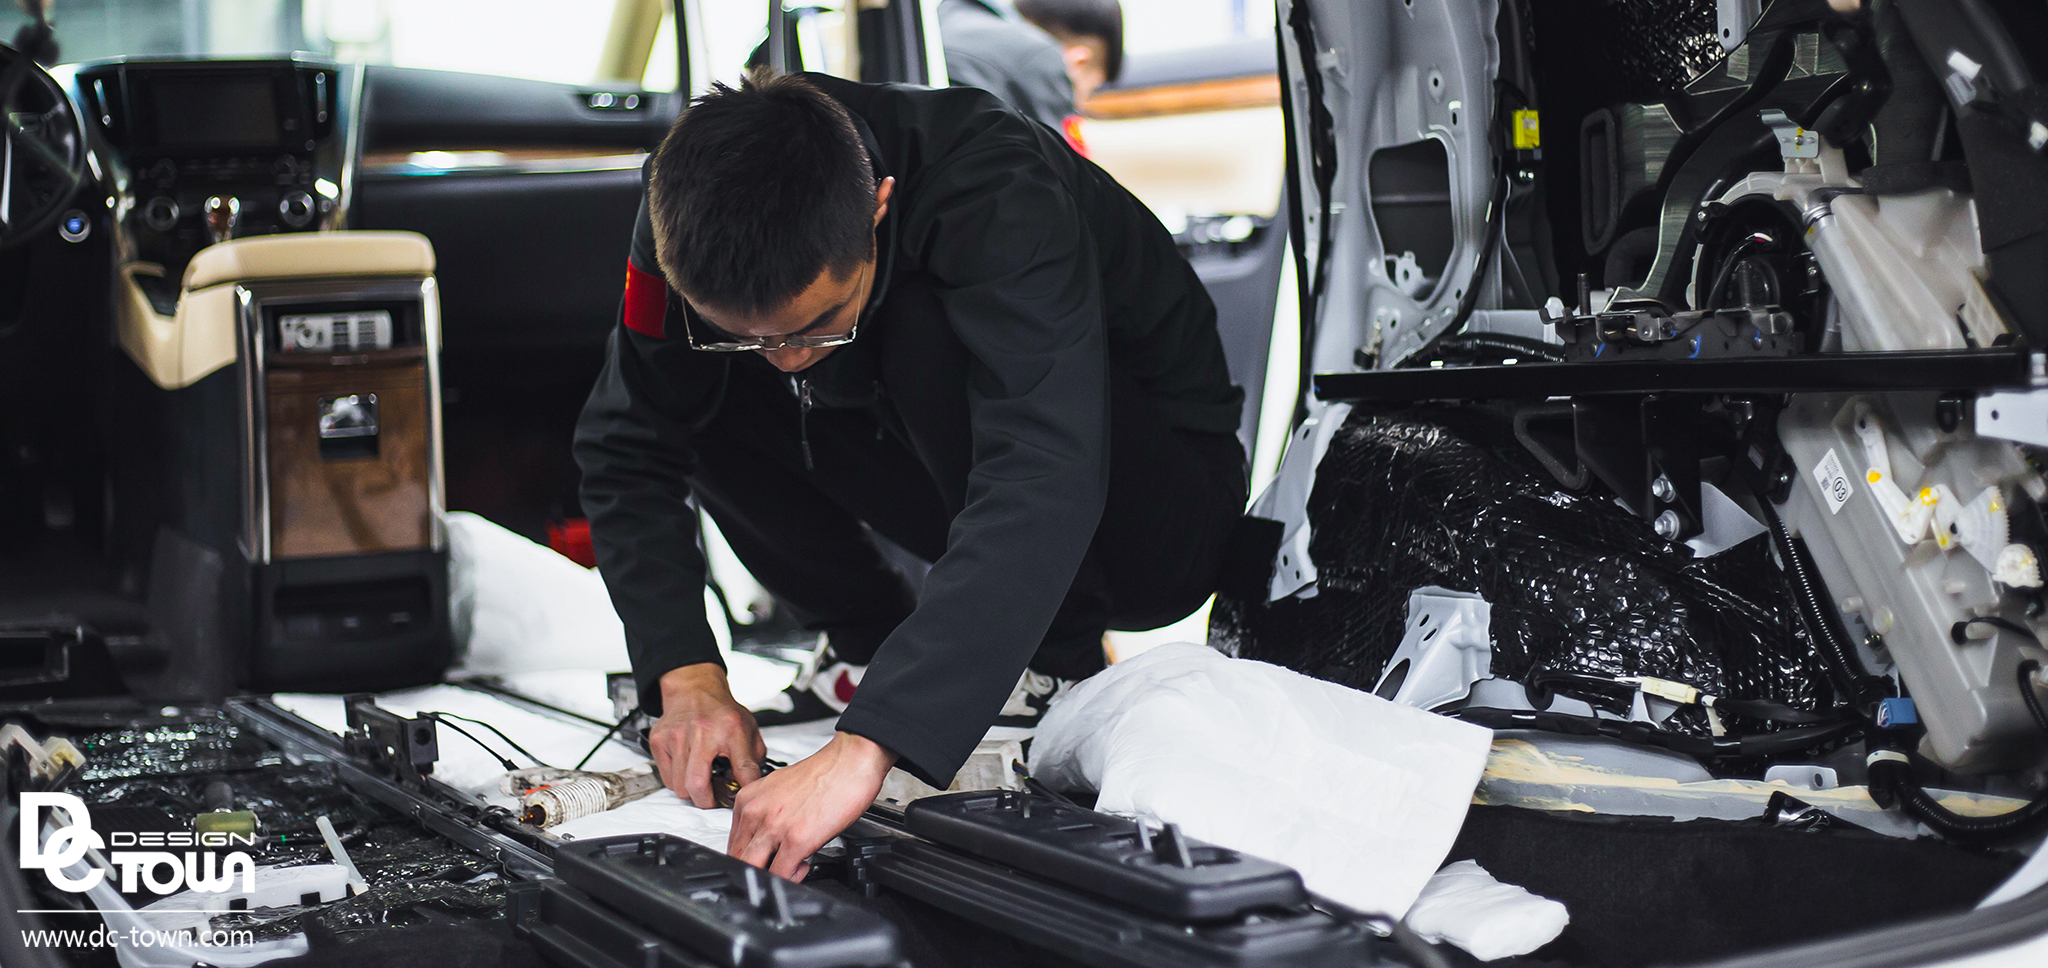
[797,376,814,471]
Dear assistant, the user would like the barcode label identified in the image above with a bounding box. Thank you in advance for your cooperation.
[1814,448,1853,515]
[280,311,393,352]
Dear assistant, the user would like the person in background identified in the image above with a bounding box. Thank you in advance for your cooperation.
[1015,0,1124,109]
[936,0,1073,131]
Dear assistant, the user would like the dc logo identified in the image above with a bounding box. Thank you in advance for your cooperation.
[17,793,109,892]
[16,792,257,895]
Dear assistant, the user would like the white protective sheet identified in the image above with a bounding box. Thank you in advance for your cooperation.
[445,511,634,676]
[442,512,798,704]
[278,514,833,852]
[1030,643,1493,918]
[1406,860,1569,961]
[274,687,836,850]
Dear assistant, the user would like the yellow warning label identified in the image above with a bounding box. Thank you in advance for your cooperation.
[1513,110,1541,149]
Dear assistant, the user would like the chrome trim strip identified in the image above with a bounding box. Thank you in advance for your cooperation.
[358,150,650,179]
[681,0,714,95]
[237,285,267,563]
[767,0,789,74]
[420,275,447,552]
[918,0,949,88]
[333,63,366,230]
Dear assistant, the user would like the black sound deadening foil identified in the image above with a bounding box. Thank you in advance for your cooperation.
[1601,0,1724,101]
[1211,407,1835,737]
[63,709,511,944]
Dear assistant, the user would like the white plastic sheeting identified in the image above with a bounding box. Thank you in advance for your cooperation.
[1030,643,1493,917]
[280,513,825,853]
[275,687,838,852]
[445,511,633,676]
[442,513,797,702]
[1405,860,1569,961]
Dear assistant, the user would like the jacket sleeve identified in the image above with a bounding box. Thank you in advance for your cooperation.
[573,196,726,716]
[833,133,1109,786]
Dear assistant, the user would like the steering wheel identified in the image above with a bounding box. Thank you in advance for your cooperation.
[0,38,88,250]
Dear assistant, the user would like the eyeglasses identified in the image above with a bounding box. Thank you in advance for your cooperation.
[678,269,876,354]
[682,297,864,351]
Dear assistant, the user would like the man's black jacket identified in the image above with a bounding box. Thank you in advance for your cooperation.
[574,73,1241,785]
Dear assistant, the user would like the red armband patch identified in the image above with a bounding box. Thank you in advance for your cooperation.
[1062,115,1090,158]
[621,261,670,339]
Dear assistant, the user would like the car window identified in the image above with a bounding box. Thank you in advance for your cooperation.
[1076,0,1284,226]
[695,1,862,93]
[1119,0,1274,55]
[4,0,684,90]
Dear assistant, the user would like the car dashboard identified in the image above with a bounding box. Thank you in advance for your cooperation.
[55,59,352,312]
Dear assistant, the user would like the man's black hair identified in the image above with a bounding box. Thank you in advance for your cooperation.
[1015,0,1124,84]
[647,69,877,316]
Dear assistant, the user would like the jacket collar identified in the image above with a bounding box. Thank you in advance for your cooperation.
[849,109,898,324]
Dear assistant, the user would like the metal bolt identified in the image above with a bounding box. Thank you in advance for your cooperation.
[1651,476,1676,502]
[1653,510,1682,540]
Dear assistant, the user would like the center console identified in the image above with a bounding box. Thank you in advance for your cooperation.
[75,58,451,698]
[77,60,346,309]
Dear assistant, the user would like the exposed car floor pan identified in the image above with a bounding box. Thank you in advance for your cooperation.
[1449,805,2023,968]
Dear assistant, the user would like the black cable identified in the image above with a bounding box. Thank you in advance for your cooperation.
[1523,668,1636,713]
[1281,0,1335,414]
[428,712,554,769]
[1431,333,1566,363]
[573,712,640,771]
[1308,892,1451,968]
[1950,615,2040,645]
[1526,666,1850,727]
[1758,499,1886,713]
[427,716,519,772]
[1455,706,1859,760]
[1383,917,1453,968]
[1862,645,2048,844]
[1285,0,1337,310]
[455,680,613,727]
[1703,233,1772,311]
[2020,660,2048,737]
[1868,751,2048,845]
[1403,80,1525,366]
[1709,696,1847,726]
[1499,226,1543,309]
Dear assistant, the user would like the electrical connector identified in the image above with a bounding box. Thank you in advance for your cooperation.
[1876,697,1919,729]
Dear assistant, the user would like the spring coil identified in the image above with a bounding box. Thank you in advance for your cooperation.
[522,775,614,828]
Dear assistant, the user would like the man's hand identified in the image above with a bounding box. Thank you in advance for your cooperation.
[649,663,767,809]
[729,731,895,881]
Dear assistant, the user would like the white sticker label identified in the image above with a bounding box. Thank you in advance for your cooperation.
[1814,448,1853,515]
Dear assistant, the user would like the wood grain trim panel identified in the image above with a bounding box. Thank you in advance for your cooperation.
[1083,74,1281,120]
[267,362,433,559]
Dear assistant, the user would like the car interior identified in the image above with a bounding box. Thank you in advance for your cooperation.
[3,1,2048,967]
